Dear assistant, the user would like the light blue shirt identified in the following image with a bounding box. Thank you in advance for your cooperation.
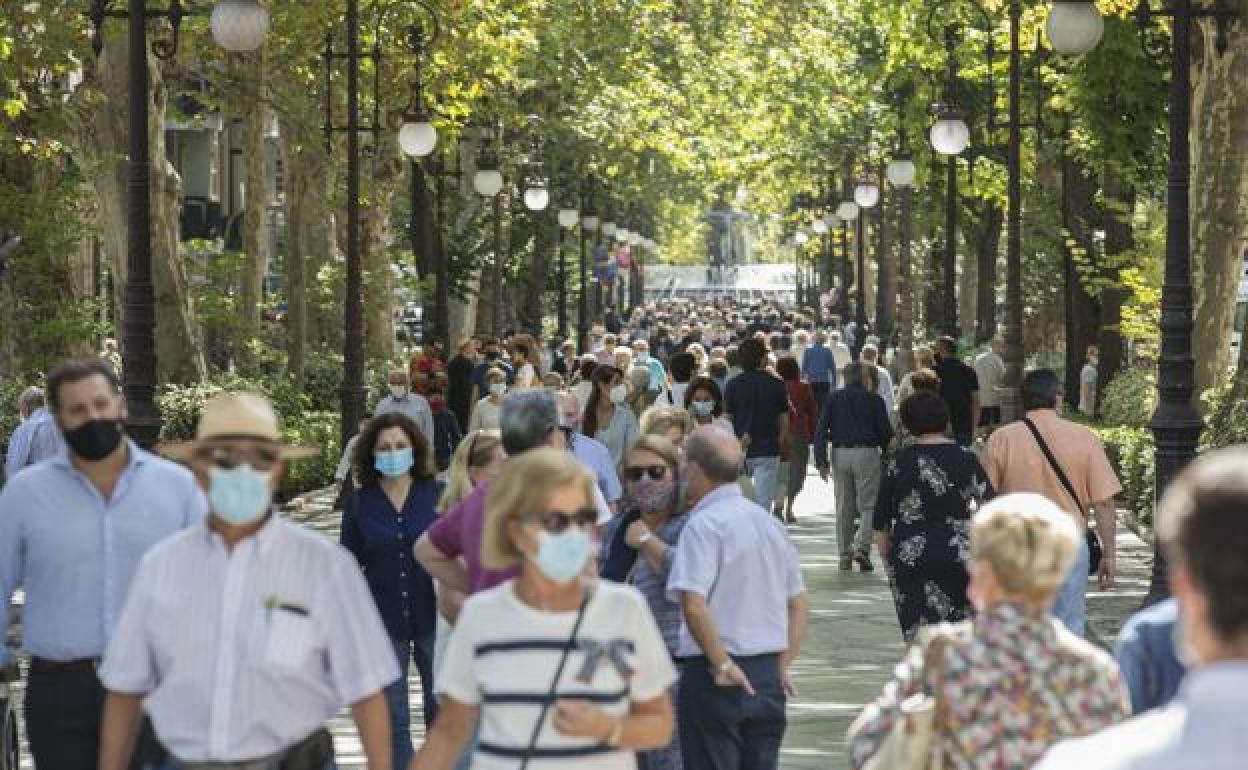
[374,393,435,447]
[570,433,622,505]
[1035,663,1248,770]
[0,441,207,666]
[4,407,64,481]
[667,484,805,657]
[801,343,837,386]
[592,406,640,468]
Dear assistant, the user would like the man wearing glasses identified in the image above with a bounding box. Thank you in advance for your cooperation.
[0,359,206,770]
[95,392,398,770]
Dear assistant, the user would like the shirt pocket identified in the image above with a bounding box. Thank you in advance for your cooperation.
[264,608,318,668]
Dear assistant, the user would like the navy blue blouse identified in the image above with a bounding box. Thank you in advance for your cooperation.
[340,479,442,640]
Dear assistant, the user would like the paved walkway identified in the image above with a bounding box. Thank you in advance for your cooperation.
[7,466,1153,769]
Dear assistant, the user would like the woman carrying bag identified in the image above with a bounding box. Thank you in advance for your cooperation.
[848,493,1129,770]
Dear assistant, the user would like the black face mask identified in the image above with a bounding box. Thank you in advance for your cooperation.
[63,418,125,461]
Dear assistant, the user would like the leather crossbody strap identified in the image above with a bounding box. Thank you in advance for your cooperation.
[1020,417,1086,518]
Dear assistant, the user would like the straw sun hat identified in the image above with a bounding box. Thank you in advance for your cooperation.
[161,391,318,461]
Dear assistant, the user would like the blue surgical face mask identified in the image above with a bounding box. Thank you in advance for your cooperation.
[374,447,414,478]
[691,399,715,418]
[209,464,273,526]
[489,382,507,397]
[533,528,593,584]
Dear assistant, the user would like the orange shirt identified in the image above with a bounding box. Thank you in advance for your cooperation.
[981,409,1122,518]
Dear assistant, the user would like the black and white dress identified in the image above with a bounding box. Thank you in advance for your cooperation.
[873,443,994,641]
[438,579,677,769]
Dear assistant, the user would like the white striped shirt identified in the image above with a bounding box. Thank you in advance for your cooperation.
[99,515,399,762]
[439,579,676,770]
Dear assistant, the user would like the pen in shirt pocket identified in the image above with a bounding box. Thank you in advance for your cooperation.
[264,596,310,622]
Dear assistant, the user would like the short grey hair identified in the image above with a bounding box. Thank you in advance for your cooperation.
[500,389,559,455]
[17,386,44,415]
[684,426,742,484]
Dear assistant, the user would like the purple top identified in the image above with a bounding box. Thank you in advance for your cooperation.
[426,480,521,594]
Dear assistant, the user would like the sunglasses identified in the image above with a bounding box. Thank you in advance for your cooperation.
[194,444,280,471]
[525,508,598,534]
[622,465,669,482]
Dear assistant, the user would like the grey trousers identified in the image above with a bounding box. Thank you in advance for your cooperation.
[832,447,882,557]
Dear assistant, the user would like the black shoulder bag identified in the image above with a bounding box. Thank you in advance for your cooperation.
[519,588,592,770]
[1021,417,1103,576]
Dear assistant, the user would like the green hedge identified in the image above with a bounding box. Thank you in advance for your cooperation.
[157,377,341,500]
[1099,368,1156,428]
[1093,425,1156,532]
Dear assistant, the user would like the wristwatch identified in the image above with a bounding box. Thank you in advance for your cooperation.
[715,658,733,676]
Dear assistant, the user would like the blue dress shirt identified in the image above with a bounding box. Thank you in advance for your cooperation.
[1114,598,1186,713]
[4,408,64,482]
[570,432,623,505]
[801,343,838,386]
[340,480,442,641]
[0,441,208,666]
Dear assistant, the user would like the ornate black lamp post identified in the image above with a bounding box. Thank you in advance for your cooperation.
[885,82,919,373]
[557,194,580,341]
[578,177,598,354]
[928,23,972,339]
[1129,0,1238,604]
[88,0,268,447]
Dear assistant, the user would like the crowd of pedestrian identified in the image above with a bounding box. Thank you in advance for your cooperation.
[0,294,1244,770]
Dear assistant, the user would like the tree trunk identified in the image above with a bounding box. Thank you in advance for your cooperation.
[959,234,976,345]
[895,185,916,374]
[69,29,205,384]
[521,213,550,334]
[1192,10,1248,400]
[972,201,1003,343]
[1099,170,1134,404]
[238,50,269,367]
[1061,152,1100,409]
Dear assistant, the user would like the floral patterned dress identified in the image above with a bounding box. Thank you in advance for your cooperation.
[874,443,993,641]
[848,603,1132,770]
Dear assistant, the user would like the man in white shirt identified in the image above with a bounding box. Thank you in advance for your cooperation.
[668,426,809,770]
[97,392,398,770]
[828,330,852,388]
[1080,345,1099,415]
[375,369,434,446]
[1035,447,1248,770]
[973,337,1006,428]
[860,344,896,414]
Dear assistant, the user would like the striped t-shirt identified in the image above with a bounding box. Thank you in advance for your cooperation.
[438,579,677,769]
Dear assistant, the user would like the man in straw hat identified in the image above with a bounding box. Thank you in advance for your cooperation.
[0,358,206,770]
[97,391,399,770]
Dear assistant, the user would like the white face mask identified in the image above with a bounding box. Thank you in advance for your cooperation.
[610,385,628,404]
[489,382,507,397]
[389,385,408,399]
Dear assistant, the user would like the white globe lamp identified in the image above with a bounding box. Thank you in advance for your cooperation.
[930,114,971,156]
[854,181,881,209]
[558,208,580,228]
[836,201,860,222]
[398,120,437,158]
[886,158,918,187]
[523,184,550,212]
[812,219,829,235]
[581,215,600,231]
[473,169,504,198]
[1046,0,1105,56]
[601,221,617,237]
[211,0,270,52]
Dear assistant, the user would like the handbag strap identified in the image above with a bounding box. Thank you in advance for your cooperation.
[519,587,593,770]
[1020,417,1085,518]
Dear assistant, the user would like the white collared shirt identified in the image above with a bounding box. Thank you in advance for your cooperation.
[99,515,399,762]
[667,484,805,658]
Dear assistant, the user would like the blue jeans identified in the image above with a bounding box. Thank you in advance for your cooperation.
[1050,535,1090,636]
[745,456,781,512]
[386,632,438,769]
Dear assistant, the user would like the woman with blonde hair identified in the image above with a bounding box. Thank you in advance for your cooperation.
[413,449,676,770]
[639,404,694,446]
[849,493,1130,770]
[896,345,938,404]
[437,430,505,514]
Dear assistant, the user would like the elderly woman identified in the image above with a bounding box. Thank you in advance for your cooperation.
[583,364,641,466]
[896,345,938,404]
[413,449,676,770]
[849,493,1130,770]
[599,436,688,770]
[639,405,694,446]
[874,391,994,641]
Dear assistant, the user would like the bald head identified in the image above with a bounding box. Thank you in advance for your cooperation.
[685,425,742,484]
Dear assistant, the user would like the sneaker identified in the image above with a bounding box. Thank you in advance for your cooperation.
[855,552,874,572]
